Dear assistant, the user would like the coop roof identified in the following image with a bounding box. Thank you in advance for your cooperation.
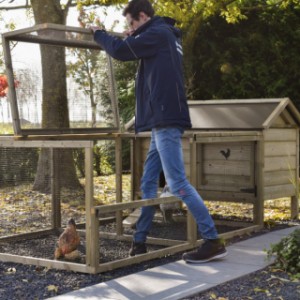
[125,98,300,131]
[189,98,300,130]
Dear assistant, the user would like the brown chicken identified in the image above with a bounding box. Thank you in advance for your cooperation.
[54,218,80,260]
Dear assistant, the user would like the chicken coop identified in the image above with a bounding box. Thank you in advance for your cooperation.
[127,98,300,226]
[1,23,300,274]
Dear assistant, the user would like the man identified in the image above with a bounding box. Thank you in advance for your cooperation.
[91,0,227,263]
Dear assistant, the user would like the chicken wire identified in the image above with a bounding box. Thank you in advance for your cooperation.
[0,142,93,238]
[8,41,117,132]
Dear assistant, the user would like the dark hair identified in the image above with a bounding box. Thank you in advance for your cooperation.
[122,0,155,20]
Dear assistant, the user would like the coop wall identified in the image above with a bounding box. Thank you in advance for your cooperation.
[195,141,255,197]
[263,128,299,200]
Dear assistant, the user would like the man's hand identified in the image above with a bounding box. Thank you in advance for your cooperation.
[90,25,104,33]
[124,29,135,37]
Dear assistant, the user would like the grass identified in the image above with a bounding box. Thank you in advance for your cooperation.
[0,123,14,135]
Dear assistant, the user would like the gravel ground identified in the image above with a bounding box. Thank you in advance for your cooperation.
[0,219,299,300]
[182,266,300,300]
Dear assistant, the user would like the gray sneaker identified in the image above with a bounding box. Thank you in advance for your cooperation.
[183,239,228,263]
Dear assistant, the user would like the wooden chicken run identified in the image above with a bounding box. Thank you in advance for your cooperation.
[0,23,299,274]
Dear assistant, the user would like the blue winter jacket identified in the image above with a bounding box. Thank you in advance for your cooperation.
[94,16,192,132]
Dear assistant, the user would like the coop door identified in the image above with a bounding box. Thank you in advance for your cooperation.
[197,142,256,194]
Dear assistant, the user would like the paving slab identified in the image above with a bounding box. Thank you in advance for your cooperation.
[49,225,300,300]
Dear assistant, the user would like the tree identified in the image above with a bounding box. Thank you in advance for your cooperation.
[191,3,300,105]
[30,0,81,192]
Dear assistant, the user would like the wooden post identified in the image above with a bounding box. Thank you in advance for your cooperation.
[2,35,21,135]
[253,140,264,226]
[115,136,123,235]
[187,137,198,245]
[131,138,142,200]
[50,148,61,229]
[291,128,299,219]
[85,144,99,270]
[130,138,135,201]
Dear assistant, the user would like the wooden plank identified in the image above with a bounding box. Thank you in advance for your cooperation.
[12,34,102,50]
[263,170,295,186]
[14,133,121,141]
[196,143,204,186]
[202,174,252,186]
[203,160,252,176]
[51,148,61,229]
[99,232,184,246]
[85,146,99,269]
[133,139,143,197]
[199,183,253,193]
[115,137,123,235]
[291,128,299,219]
[188,99,285,105]
[94,196,181,214]
[0,253,90,273]
[182,137,190,150]
[97,243,192,273]
[203,142,254,161]
[264,155,296,172]
[262,98,289,129]
[200,190,256,202]
[0,229,57,243]
[291,195,299,220]
[195,135,261,143]
[264,128,297,141]
[187,138,197,245]
[106,55,120,130]
[0,139,93,148]
[194,131,262,137]
[264,141,296,157]
[264,184,296,200]
[2,36,21,135]
[254,140,265,225]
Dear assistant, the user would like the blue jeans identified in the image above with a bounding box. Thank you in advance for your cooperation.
[134,127,218,243]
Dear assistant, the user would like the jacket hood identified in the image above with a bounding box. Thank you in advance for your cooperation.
[132,16,181,38]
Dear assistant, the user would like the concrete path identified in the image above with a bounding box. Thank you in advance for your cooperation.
[49,225,299,300]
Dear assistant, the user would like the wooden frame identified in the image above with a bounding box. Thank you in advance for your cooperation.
[0,135,261,274]
[0,137,95,273]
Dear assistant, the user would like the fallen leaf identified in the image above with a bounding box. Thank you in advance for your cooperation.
[209,292,217,299]
[47,285,58,293]
[269,275,291,282]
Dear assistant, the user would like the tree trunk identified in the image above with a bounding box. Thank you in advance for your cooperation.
[31,0,81,192]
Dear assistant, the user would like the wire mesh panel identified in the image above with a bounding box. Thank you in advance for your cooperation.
[2,24,120,135]
[0,97,14,135]
[0,140,93,237]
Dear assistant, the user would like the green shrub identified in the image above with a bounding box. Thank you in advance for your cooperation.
[267,228,300,276]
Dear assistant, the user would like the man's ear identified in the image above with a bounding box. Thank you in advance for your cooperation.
[139,11,149,21]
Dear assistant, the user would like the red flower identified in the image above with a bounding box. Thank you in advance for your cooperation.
[0,74,19,98]
[0,75,8,98]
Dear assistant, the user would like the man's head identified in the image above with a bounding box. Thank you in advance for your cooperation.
[123,0,154,31]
